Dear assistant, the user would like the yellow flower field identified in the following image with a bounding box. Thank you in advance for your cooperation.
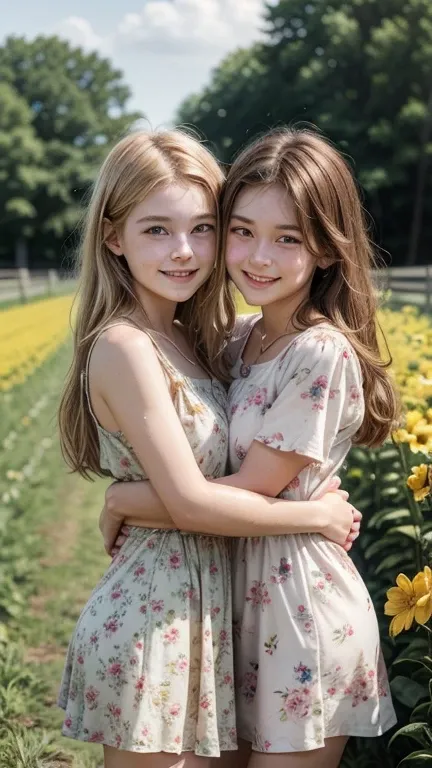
[0,295,74,391]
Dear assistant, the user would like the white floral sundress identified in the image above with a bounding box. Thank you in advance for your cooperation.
[228,317,397,753]
[57,324,237,757]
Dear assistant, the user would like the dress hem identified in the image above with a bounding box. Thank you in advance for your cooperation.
[61,727,238,756]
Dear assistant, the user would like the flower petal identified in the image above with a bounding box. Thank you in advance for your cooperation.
[415,598,432,626]
[390,611,410,637]
[386,586,408,603]
[404,605,416,631]
[396,574,414,596]
[412,572,429,598]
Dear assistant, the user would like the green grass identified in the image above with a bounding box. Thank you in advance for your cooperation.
[0,342,109,767]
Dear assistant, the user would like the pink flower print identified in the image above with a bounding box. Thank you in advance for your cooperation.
[276,686,312,721]
[115,734,122,748]
[139,604,147,614]
[90,632,98,645]
[211,605,221,619]
[264,634,279,655]
[209,560,219,575]
[142,726,150,737]
[146,538,156,549]
[85,686,100,710]
[332,623,355,646]
[264,741,271,751]
[342,348,350,360]
[169,703,181,717]
[328,687,336,696]
[110,587,122,599]
[108,703,122,719]
[163,627,180,644]
[304,622,312,633]
[174,735,182,745]
[325,572,333,582]
[135,675,146,691]
[103,617,119,636]
[168,550,182,569]
[177,657,188,672]
[230,403,239,416]
[223,673,233,685]
[270,557,292,584]
[246,580,271,610]
[120,457,131,469]
[349,384,361,402]
[64,716,72,729]
[108,662,123,677]
[301,375,328,410]
[259,432,284,447]
[135,641,143,650]
[220,629,228,642]
[241,663,258,702]
[134,566,146,578]
[89,731,105,743]
[298,605,305,613]
[287,475,300,491]
[77,655,84,665]
[200,694,211,710]
[151,599,164,612]
[235,439,247,461]
[129,656,138,666]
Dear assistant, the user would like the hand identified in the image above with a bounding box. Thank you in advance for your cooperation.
[320,490,362,550]
[319,477,361,552]
[110,525,130,559]
[99,501,124,557]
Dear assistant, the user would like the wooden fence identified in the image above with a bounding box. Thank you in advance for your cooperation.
[375,266,431,309]
[0,265,430,308]
[0,268,75,304]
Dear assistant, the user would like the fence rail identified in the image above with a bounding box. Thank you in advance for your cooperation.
[375,266,431,309]
[0,268,75,303]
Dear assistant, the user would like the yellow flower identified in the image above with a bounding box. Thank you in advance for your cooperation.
[393,428,417,445]
[405,410,425,432]
[407,464,432,501]
[385,569,432,636]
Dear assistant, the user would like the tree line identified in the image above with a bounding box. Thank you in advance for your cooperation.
[1,0,431,269]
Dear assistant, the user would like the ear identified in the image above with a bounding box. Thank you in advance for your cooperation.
[103,218,123,256]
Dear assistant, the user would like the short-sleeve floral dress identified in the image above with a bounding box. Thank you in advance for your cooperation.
[57,324,237,757]
[228,318,396,753]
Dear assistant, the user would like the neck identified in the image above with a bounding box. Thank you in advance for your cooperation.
[134,282,177,338]
[261,293,306,339]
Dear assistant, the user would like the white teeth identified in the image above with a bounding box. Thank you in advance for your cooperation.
[164,271,194,277]
[246,272,275,283]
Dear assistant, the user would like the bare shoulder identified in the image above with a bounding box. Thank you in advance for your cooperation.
[90,324,159,378]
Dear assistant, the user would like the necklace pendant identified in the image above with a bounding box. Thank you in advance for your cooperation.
[239,363,251,378]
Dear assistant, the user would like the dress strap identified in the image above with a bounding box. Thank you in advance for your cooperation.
[81,319,179,427]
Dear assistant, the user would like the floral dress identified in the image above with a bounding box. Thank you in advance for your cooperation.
[57,324,236,757]
[227,317,396,753]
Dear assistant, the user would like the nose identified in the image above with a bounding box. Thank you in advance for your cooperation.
[249,240,272,268]
[171,235,194,261]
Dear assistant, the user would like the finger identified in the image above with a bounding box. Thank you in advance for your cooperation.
[335,490,349,501]
[115,535,127,548]
[120,526,130,536]
[346,531,360,543]
[352,510,362,522]
[327,476,341,491]
[343,541,353,552]
[111,548,119,558]
[349,522,361,534]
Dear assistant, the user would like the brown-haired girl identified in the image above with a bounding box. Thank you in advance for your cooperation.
[57,129,358,768]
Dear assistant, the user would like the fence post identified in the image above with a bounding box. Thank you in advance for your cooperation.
[426,265,431,312]
[47,269,58,294]
[17,268,31,302]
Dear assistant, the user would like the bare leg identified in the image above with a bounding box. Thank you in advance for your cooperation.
[214,739,251,768]
[247,736,348,768]
[104,746,212,768]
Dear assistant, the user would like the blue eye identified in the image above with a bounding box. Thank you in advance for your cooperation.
[145,226,168,235]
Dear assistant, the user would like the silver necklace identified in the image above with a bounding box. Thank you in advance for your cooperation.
[239,328,296,378]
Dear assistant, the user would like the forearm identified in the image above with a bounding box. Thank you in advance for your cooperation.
[109,481,175,528]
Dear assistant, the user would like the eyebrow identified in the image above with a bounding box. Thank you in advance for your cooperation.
[137,213,216,223]
[231,214,302,232]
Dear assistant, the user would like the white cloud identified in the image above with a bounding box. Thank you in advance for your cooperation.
[56,0,264,58]
[53,16,111,54]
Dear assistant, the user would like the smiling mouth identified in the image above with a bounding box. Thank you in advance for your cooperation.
[243,270,280,285]
[160,269,199,279]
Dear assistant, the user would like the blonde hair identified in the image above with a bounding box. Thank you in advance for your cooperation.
[221,127,399,447]
[59,129,234,478]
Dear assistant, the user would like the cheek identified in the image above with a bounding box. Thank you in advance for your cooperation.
[225,236,248,266]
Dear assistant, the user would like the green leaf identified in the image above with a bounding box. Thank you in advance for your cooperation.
[397,750,432,766]
[389,722,432,748]
[391,676,428,708]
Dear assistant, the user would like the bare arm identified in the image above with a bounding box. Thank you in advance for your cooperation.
[94,327,353,541]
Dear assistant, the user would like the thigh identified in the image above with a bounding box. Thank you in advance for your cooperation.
[104,746,212,768]
[247,736,348,768]
[213,739,251,768]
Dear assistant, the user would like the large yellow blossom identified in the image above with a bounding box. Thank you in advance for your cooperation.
[407,464,432,502]
[385,567,432,636]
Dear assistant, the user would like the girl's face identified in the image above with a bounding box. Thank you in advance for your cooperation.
[107,183,217,304]
[226,183,323,309]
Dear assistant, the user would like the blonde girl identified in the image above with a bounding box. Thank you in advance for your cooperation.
[57,129,358,768]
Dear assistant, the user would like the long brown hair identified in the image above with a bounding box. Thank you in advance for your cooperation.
[221,127,399,447]
[59,129,235,478]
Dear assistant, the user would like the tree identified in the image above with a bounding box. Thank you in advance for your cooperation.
[0,36,142,268]
[177,0,432,265]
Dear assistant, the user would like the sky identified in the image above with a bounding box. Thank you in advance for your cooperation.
[0,0,270,126]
